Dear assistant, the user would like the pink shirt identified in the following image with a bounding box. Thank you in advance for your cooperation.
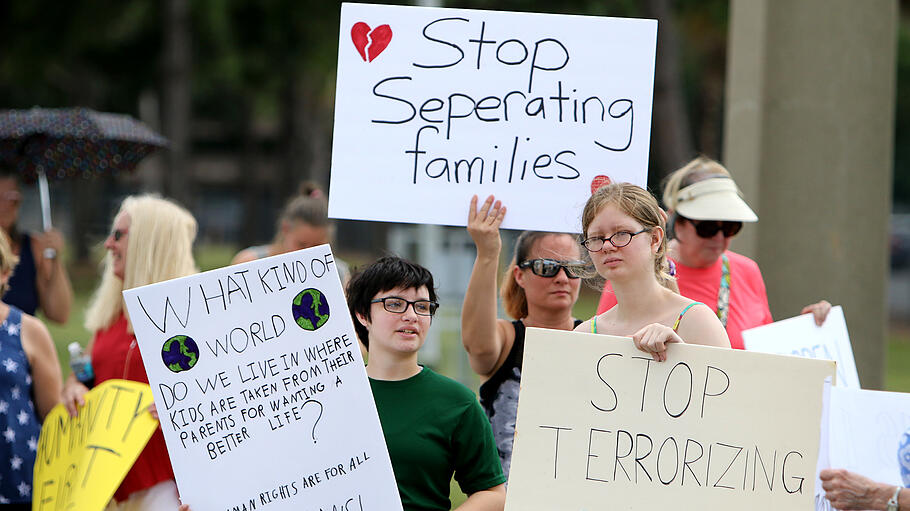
[597,251,773,349]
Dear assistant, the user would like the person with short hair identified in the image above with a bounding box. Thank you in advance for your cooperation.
[347,256,506,511]
[61,195,197,511]
[597,157,831,349]
[577,182,730,358]
[0,229,61,510]
[461,195,583,480]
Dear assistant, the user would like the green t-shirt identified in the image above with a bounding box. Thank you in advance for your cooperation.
[370,367,506,511]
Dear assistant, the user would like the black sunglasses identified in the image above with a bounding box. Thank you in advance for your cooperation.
[518,259,583,279]
[111,229,128,242]
[680,216,742,238]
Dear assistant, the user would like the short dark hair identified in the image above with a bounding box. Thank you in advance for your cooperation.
[346,256,438,349]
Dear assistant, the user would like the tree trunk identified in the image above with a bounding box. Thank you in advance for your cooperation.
[161,0,192,208]
[646,0,693,183]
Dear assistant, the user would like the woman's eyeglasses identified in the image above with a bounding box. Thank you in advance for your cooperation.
[581,229,650,252]
[680,217,742,239]
[518,259,584,279]
[371,297,439,316]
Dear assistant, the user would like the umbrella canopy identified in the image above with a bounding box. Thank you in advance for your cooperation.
[0,107,168,182]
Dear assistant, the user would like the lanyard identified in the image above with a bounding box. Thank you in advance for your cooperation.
[716,253,731,327]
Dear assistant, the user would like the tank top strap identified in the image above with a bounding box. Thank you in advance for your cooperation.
[591,316,597,334]
[673,302,704,332]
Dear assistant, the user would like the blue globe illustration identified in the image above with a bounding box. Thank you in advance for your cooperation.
[292,288,330,331]
[161,335,200,373]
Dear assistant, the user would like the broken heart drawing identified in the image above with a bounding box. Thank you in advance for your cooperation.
[351,22,393,62]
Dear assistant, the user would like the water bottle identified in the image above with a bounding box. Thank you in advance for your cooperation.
[68,342,94,387]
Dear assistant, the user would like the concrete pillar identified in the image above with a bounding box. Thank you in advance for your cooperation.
[723,0,897,388]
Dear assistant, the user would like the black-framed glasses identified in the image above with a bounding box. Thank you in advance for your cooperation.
[680,216,742,239]
[111,229,128,242]
[581,229,650,252]
[518,259,583,279]
[371,297,439,316]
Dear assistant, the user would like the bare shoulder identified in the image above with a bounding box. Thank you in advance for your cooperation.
[20,313,54,354]
[676,303,730,348]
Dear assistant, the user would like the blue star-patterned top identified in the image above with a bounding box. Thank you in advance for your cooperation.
[0,307,40,504]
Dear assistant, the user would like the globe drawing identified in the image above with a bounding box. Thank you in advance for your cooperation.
[161,335,200,373]
[292,288,330,331]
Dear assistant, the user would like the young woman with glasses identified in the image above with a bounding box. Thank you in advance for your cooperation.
[596,157,831,349]
[461,195,584,480]
[575,182,730,359]
[346,256,506,511]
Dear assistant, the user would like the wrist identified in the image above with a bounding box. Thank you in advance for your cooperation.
[884,484,901,511]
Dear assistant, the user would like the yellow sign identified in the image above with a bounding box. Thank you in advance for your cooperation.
[32,379,158,511]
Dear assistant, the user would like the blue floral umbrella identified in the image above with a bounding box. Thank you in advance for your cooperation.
[0,107,168,229]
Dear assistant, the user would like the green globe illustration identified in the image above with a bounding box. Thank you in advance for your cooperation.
[161,335,200,373]
[292,288,330,331]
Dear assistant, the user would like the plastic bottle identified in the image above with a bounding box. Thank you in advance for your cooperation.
[67,342,94,386]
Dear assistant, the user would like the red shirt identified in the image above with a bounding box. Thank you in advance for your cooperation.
[92,313,175,501]
[597,251,773,349]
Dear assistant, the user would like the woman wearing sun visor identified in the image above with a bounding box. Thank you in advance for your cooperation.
[597,156,831,349]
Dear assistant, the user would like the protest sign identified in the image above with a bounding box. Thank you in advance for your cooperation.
[742,306,860,389]
[825,386,910,487]
[122,245,402,511]
[506,328,835,511]
[33,379,158,511]
[329,3,657,232]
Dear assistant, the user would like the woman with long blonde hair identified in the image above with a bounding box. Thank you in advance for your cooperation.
[62,195,197,511]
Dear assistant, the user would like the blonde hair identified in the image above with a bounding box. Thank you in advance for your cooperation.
[0,233,19,295]
[581,183,674,288]
[661,156,731,211]
[84,195,198,333]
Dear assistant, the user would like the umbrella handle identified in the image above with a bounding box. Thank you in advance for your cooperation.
[37,171,57,258]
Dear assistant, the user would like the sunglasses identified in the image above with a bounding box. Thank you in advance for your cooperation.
[518,259,583,279]
[111,229,128,242]
[680,217,742,238]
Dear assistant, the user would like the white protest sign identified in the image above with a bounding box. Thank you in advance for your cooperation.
[123,245,402,511]
[742,306,860,389]
[826,386,910,487]
[329,3,657,232]
[506,328,835,511]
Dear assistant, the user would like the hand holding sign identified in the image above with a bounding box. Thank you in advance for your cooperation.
[33,380,158,511]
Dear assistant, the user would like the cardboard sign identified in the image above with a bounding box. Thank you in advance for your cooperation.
[826,386,910,486]
[506,328,835,511]
[742,306,860,389]
[122,246,402,511]
[329,3,657,232]
[33,380,158,511]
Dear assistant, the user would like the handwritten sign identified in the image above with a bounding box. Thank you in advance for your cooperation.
[122,245,402,511]
[506,328,835,511]
[329,3,657,232]
[742,306,860,389]
[826,386,910,486]
[33,379,158,511]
